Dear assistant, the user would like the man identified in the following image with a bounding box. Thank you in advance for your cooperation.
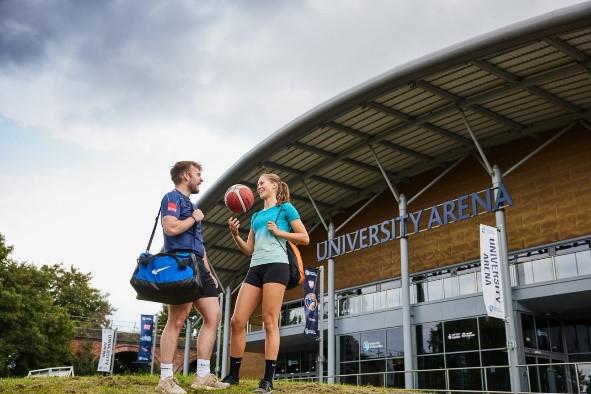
[156,161,229,394]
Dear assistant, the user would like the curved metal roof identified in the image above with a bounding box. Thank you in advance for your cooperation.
[198,2,591,288]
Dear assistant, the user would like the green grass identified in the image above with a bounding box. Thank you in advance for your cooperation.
[0,375,419,394]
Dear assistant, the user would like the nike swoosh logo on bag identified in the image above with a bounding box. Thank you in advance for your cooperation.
[151,266,171,275]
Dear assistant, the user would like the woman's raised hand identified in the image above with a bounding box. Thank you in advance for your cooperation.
[228,217,240,236]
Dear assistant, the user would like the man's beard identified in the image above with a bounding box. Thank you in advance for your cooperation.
[191,184,200,194]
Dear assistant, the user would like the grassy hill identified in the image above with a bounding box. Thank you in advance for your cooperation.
[0,375,418,394]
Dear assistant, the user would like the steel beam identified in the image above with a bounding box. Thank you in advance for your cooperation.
[473,59,582,113]
[459,110,493,174]
[302,180,328,231]
[221,285,231,378]
[399,194,413,390]
[544,36,591,64]
[335,189,386,233]
[368,145,400,203]
[504,122,575,177]
[407,156,466,205]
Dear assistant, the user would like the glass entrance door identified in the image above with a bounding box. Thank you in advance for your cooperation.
[525,353,571,393]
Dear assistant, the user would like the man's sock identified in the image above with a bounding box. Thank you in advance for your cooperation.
[263,359,276,383]
[196,359,210,377]
[229,357,242,379]
[160,363,174,381]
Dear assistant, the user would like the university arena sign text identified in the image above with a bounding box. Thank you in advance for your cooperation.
[316,184,512,261]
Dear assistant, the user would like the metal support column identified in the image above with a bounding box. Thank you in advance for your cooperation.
[327,221,336,384]
[318,265,325,383]
[150,316,158,375]
[399,194,414,389]
[221,285,232,378]
[493,165,521,394]
[215,292,224,376]
[183,319,192,376]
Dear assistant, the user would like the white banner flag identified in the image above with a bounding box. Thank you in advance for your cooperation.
[97,328,115,372]
[479,224,505,320]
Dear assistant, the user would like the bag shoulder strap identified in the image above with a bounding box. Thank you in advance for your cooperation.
[146,205,161,252]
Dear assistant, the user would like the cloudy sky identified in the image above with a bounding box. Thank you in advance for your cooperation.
[0,0,584,326]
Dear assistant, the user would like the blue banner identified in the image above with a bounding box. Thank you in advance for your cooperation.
[303,268,319,338]
[137,314,154,363]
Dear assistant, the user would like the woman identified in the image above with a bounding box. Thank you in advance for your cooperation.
[223,173,309,393]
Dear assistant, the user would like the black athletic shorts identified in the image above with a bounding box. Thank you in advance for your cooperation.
[244,263,290,288]
[196,257,221,298]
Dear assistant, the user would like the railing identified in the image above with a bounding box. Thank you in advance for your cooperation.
[27,366,74,378]
[277,362,591,394]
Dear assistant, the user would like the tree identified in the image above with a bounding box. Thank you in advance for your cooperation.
[0,234,74,376]
[0,233,115,376]
[41,264,114,327]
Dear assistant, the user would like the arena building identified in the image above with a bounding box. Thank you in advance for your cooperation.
[197,3,591,392]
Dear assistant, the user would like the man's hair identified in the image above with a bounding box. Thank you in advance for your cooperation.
[170,161,202,185]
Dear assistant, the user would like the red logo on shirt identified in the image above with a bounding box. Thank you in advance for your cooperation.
[167,202,177,212]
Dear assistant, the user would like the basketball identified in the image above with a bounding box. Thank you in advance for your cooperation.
[224,184,255,213]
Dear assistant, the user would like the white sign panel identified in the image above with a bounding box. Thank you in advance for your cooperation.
[479,224,505,320]
[97,328,115,372]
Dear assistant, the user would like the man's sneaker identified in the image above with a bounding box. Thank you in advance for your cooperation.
[156,377,187,394]
[221,375,240,385]
[253,379,273,393]
[190,373,231,390]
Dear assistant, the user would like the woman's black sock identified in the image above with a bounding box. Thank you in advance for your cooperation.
[263,359,276,383]
[229,357,242,379]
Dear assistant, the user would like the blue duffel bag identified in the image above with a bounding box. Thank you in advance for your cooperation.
[130,251,203,305]
[130,207,203,305]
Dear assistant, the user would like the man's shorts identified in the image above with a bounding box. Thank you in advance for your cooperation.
[197,258,221,298]
[244,262,290,288]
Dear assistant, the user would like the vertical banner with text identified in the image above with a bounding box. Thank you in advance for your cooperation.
[137,314,154,363]
[479,224,506,320]
[303,268,319,338]
[97,328,115,372]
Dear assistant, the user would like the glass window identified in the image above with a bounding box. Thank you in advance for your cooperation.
[380,280,400,291]
[359,360,385,386]
[416,282,426,303]
[448,367,482,391]
[301,351,315,373]
[481,350,508,366]
[517,261,534,285]
[385,359,404,389]
[549,319,563,352]
[446,351,480,368]
[458,272,476,295]
[479,316,506,349]
[340,334,359,362]
[417,370,445,391]
[510,264,517,287]
[445,318,479,352]
[361,293,374,313]
[576,321,591,353]
[339,361,358,385]
[427,279,443,301]
[374,291,387,311]
[485,366,510,392]
[444,276,459,298]
[577,250,591,276]
[555,254,578,279]
[476,271,482,293]
[286,352,300,373]
[536,317,551,351]
[565,323,578,353]
[277,353,286,374]
[417,354,444,369]
[338,297,349,317]
[410,284,417,304]
[386,327,404,357]
[531,258,554,283]
[386,288,400,308]
[416,322,443,354]
[361,285,377,294]
[360,330,386,360]
[348,295,361,316]
[521,314,537,349]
